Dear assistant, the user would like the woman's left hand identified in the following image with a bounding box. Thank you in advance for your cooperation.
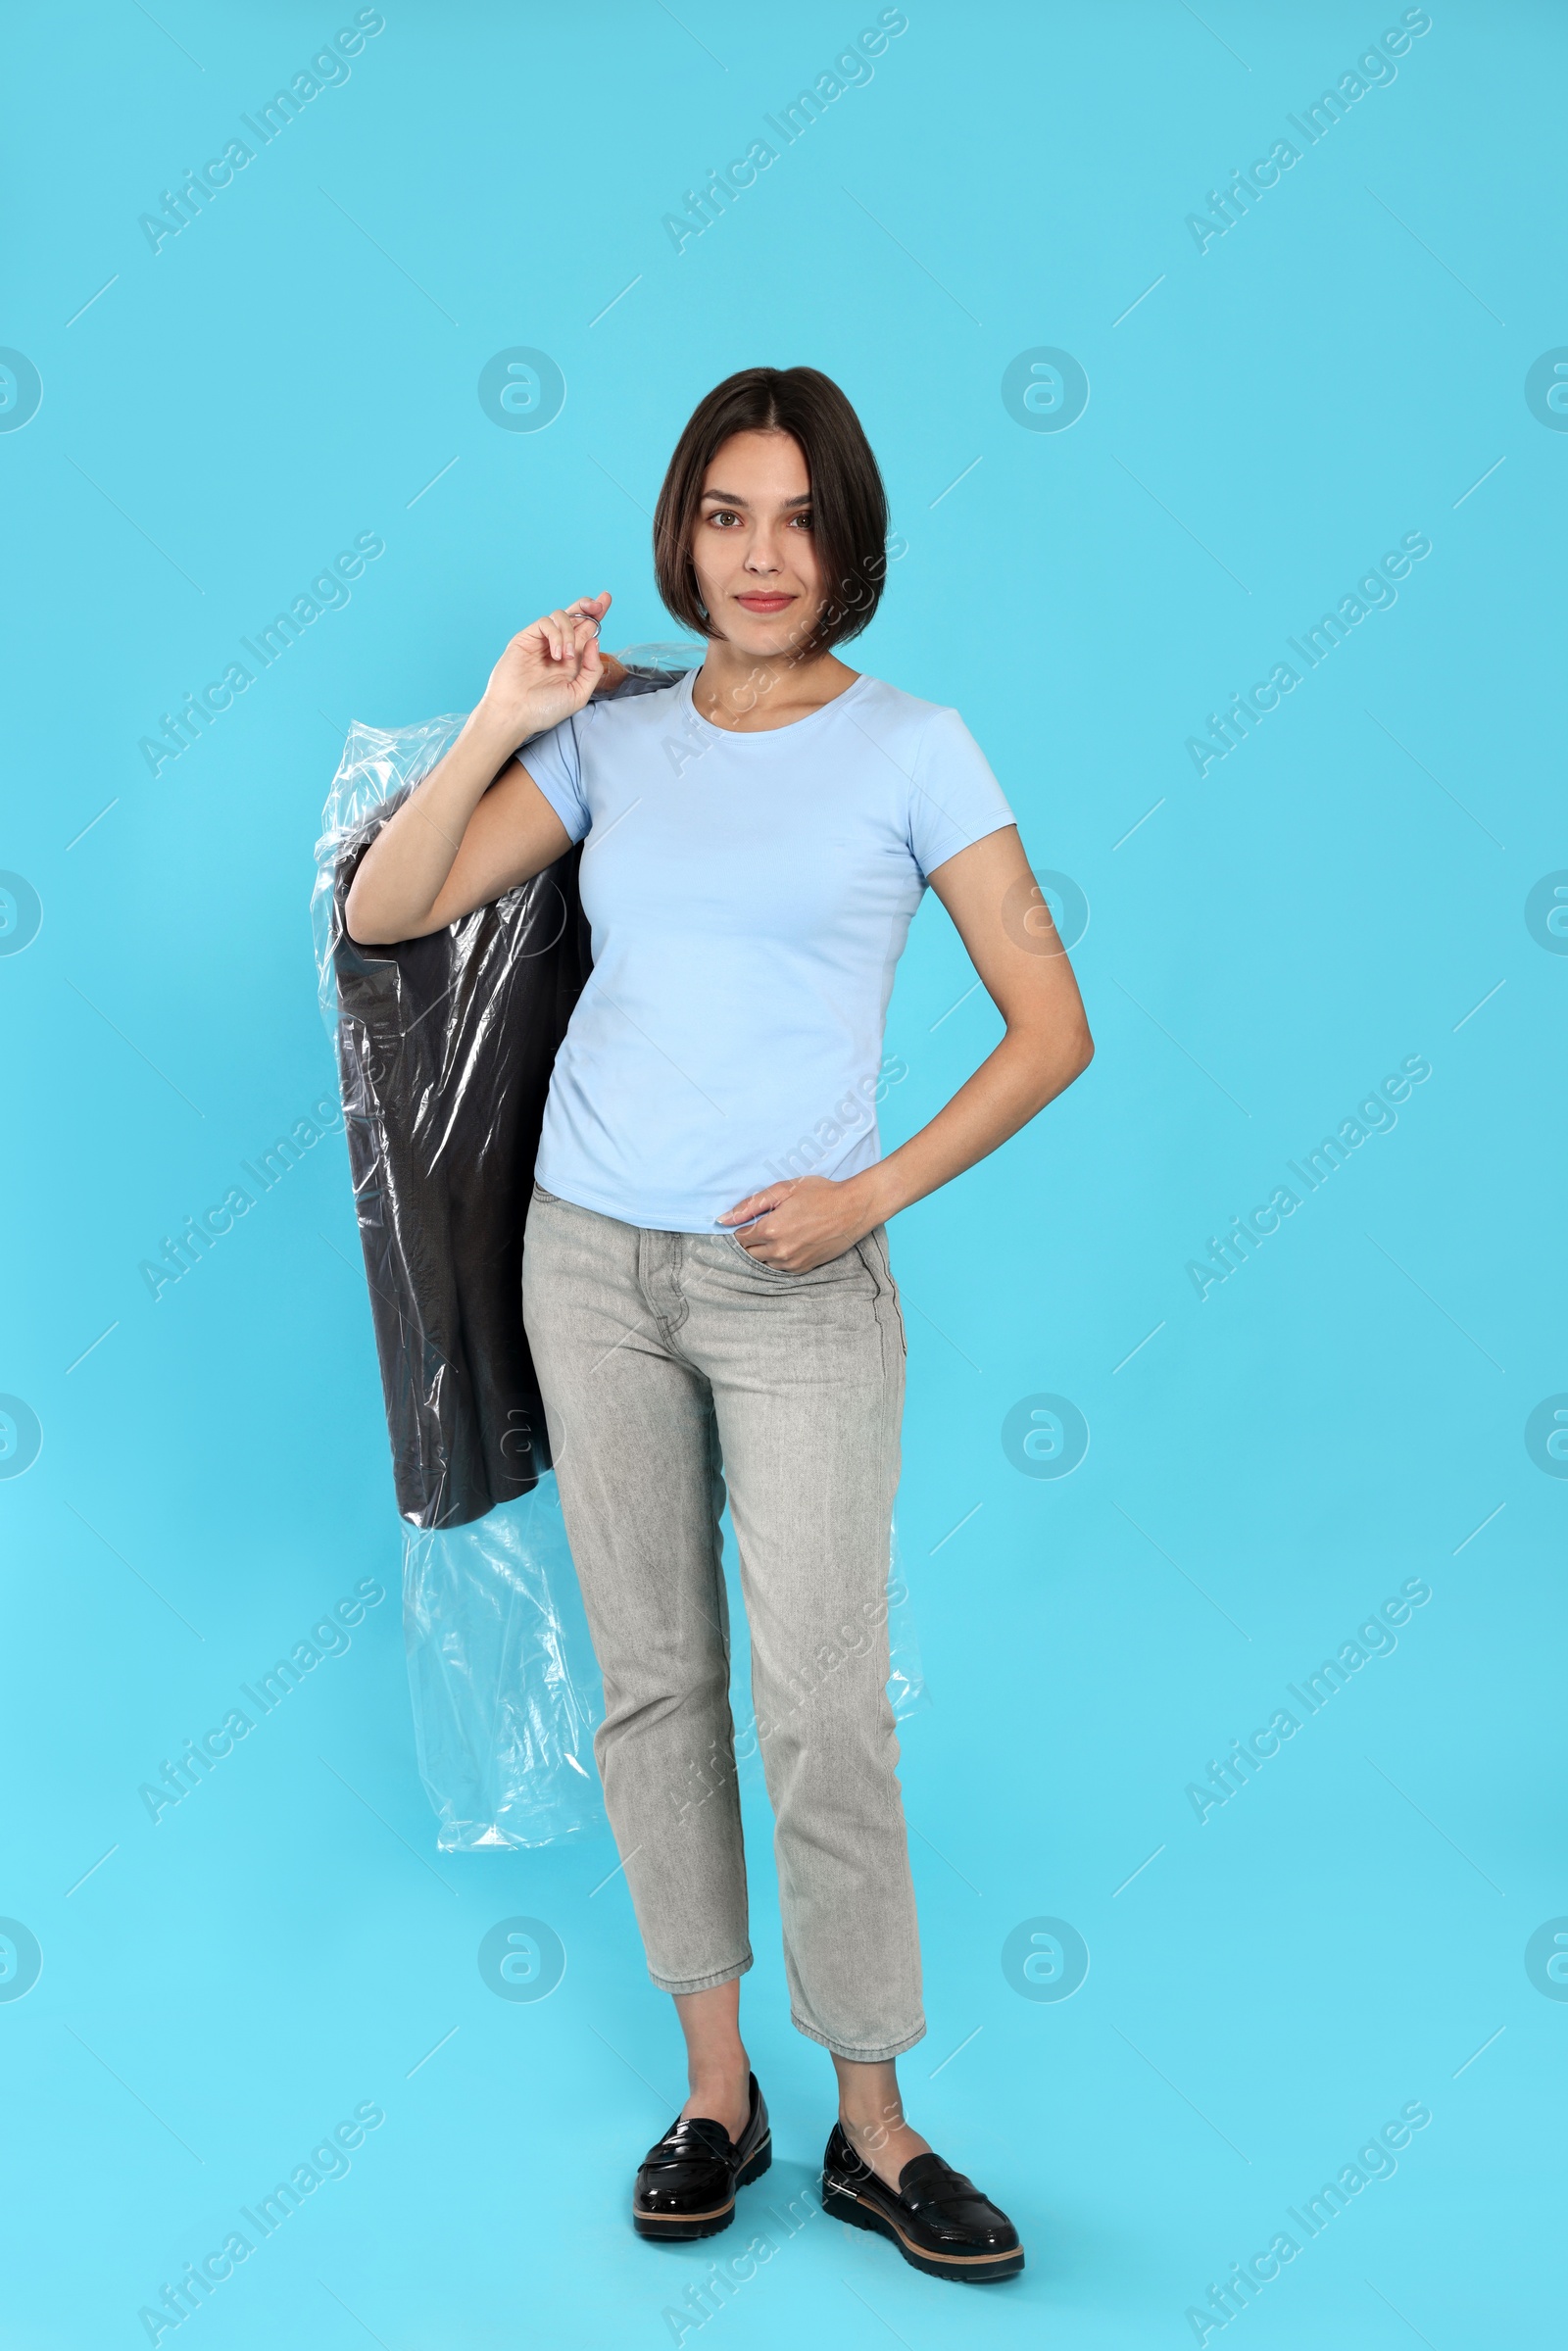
[717,1175,877,1273]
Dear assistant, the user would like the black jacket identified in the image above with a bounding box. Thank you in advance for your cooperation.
[328,669,678,1529]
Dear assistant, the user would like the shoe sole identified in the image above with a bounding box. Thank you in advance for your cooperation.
[633,2136,772,2240]
[821,2175,1024,2281]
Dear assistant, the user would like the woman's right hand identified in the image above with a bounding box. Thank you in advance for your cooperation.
[475,590,612,750]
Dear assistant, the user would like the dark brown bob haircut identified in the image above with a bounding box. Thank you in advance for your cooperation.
[653,367,891,660]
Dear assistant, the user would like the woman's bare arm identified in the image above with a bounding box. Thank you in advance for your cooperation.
[344,592,613,946]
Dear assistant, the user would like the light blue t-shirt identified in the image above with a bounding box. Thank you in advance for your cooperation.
[520,667,1014,1233]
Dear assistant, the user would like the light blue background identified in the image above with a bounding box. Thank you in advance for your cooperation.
[4,4,1563,2344]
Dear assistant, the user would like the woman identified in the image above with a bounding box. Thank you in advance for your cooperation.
[345,367,1093,2283]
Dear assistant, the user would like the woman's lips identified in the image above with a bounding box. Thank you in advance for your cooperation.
[734,593,794,612]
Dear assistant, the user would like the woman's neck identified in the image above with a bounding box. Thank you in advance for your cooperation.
[691,640,859,733]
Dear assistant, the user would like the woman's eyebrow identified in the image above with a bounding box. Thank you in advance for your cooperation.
[700,488,811,508]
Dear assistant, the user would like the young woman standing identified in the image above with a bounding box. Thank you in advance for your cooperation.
[345,367,1093,2282]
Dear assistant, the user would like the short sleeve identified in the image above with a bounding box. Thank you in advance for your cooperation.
[906,708,1016,884]
[516,702,597,846]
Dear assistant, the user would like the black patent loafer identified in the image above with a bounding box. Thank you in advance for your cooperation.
[821,2122,1024,2280]
[633,2073,771,2239]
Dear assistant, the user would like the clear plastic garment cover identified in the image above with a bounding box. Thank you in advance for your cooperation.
[312,651,926,1851]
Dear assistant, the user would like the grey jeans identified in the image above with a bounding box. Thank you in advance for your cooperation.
[520,1184,924,2062]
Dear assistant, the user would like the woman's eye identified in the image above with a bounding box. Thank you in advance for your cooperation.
[707,509,740,527]
[790,512,813,529]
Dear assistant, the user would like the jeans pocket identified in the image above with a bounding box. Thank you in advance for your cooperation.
[531,1181,562,1205]
[725,1231,800,1278]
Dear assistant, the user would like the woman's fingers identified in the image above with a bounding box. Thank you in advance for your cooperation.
[559,591,612,665]
[553,605,603,665]
[564,595,611,668]
[573,620,605,678]
[513,593,613,674]
[717,1182,793,1226]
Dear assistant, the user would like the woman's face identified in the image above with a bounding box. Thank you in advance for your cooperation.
[690,430,825,661]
